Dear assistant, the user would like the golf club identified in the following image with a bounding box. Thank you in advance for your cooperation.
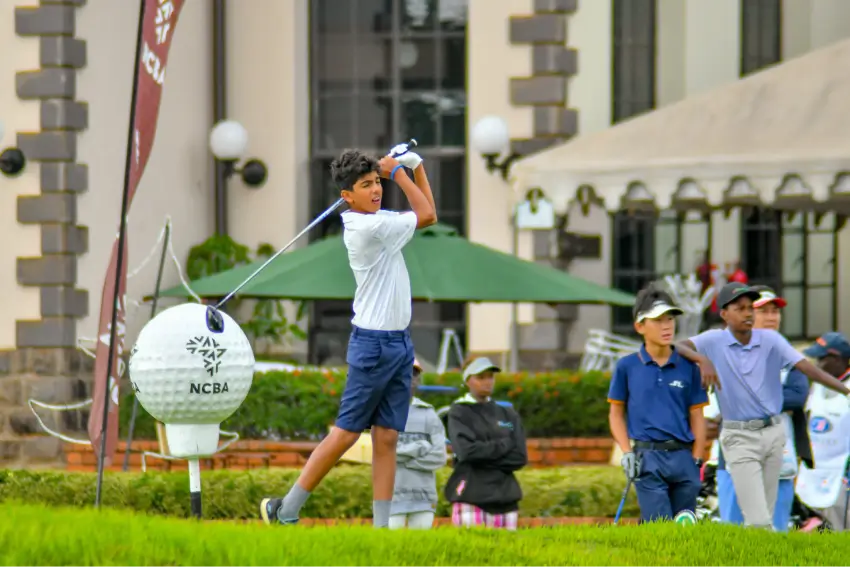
[206,138,418,332]
[613,477,634,525]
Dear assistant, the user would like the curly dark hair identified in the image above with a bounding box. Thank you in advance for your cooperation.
[632,281,678,320]
[330,149,380,191]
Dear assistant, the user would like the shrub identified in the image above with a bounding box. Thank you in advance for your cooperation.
[3,502,850,566]
[119,369,613,441]
[0,466,637,520]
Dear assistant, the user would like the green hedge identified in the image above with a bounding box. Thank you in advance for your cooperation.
[5,503,850,567]
[0,466,637,520]
[120,369,612,441]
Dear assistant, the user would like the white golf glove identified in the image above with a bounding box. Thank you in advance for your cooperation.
[389,142,411,157]
[395,151,423,170]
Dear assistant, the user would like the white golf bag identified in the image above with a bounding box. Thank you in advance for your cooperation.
[795,383,850,522]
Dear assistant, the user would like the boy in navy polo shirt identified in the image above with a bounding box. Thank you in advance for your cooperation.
[608,283,709,522]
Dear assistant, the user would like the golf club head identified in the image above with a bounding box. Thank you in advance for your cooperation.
[205,305,225,333]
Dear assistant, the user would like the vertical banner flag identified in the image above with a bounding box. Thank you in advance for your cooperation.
[88,0,186,466]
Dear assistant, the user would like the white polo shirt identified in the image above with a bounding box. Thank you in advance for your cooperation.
[342,209,417,331]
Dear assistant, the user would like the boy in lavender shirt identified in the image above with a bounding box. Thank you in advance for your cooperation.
[675,282,850,529]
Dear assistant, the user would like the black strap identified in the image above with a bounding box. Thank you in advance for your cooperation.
[633,440,692,452]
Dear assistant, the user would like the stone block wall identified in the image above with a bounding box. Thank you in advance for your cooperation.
[1,1,91,466]
[0,349,92,466]
[505,1,583,368]
[508,0,579,155]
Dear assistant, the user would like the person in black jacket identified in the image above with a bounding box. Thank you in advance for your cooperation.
[444,356,528,530]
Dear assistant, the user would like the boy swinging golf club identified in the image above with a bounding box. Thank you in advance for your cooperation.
[261,145,437,527]
[608,282,709,523]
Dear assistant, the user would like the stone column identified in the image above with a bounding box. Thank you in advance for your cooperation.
[2,0,90,466]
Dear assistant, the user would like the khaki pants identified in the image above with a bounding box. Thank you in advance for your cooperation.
[720,423,786,528]
[823,489,850,531]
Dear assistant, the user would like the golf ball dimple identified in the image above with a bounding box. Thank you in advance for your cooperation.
[128,303,254,425]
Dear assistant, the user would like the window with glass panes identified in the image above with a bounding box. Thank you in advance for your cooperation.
[741,210,838,340]
[309,0,468,364]
[611,209,711,336]
[611,0,656,123]
[740,208,839,340]
[740,0,781,76]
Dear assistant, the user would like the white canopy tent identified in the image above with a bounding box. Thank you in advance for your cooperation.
[511,37,850,213]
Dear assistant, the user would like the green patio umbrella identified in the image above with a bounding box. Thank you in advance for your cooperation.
[158,224,634,305]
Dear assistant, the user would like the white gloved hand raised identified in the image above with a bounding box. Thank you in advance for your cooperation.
[389,143,411,157]
[395,151,423,170]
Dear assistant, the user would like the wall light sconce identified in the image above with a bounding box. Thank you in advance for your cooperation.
[208,120,268,188]
[471,115,521,181]
[0,121,26,178]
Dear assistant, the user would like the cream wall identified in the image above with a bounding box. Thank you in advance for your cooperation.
[225,0,311,356]
[226,0,310,249]
[76,0,215,346]
[682,0,740,95]
[782,0,850,59]
[466,0,534,353]
[0,0,42,349]
[568,0,612,136]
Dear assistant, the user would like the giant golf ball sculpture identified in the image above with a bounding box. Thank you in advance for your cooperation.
[129,303,254,517]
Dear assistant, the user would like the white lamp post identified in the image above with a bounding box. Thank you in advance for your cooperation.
[209,119,268,188]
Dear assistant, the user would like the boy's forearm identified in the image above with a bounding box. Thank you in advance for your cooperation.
[395,170,436,227]
[608,407,631,453]
[674,340,701,363]
[796,359,850,395]
[690,410,706,460]
[413,164,436,213]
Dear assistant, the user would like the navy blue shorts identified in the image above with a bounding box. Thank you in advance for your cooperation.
[336,326,415,433]
[634,448,700,523]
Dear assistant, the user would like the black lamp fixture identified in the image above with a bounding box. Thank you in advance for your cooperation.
[471,115,521,181]
[0,148,26,177]
[0,122,26,178]
[209,119,268,188]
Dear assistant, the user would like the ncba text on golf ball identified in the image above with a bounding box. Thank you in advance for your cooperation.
[130,381,232,395]
[189,382,230,394]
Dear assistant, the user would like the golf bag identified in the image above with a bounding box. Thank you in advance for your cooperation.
[695,462,721,522]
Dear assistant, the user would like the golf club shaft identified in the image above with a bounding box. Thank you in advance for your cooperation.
[213,139,418,309]
[613,477,633,525]
[214,199,344,308]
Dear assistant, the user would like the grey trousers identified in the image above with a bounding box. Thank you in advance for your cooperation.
[823,489,850,531]
[719,422,786,528]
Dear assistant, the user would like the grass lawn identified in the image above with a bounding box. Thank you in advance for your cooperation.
[3,502,850,566]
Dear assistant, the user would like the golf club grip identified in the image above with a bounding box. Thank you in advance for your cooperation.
[390,138,418,157]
